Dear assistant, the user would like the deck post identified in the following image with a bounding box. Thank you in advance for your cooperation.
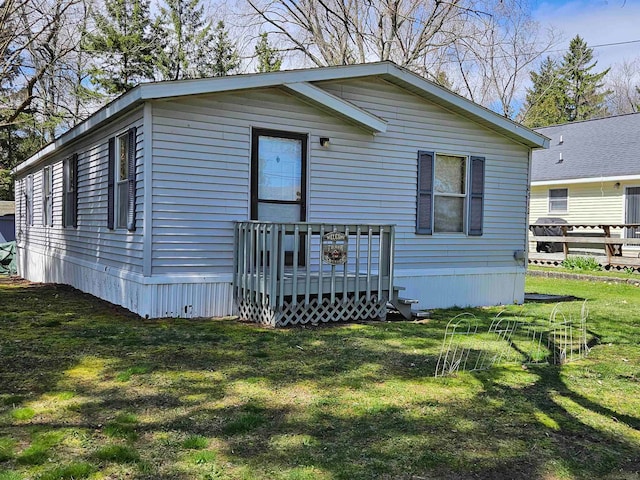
[233,221,397,326]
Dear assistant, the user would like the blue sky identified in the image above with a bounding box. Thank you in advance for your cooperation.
[531,0,640,68]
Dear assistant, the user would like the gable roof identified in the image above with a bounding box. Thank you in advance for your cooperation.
[16,61,548,174]
[531,113,640,185]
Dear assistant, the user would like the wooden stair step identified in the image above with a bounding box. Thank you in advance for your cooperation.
[397,298,419,305]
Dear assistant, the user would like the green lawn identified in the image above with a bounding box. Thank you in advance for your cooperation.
[0,276,639,480]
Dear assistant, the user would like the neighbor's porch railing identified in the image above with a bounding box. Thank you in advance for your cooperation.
[528,223,640,269]
[233,221,395,326]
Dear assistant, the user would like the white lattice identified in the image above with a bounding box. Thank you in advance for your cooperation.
[236,299,277,326]
[236,294,387,327]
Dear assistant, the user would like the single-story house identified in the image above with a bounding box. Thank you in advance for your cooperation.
[0,201,15,242]
[13,61,548,322]
[530,113,640,241]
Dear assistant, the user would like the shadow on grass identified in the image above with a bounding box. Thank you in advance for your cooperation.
[1,279,639,479]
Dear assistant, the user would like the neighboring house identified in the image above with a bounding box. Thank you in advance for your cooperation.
[0,201,15,242]
[13,62,548,319]
[530,113,640,239]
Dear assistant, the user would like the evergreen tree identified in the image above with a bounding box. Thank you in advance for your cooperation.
[84,0,156,94]
[155,0,218,80]
[0,16,30,199]
[255,33,282,73]
[0,122,41,200]
[211,21,240,77]
[522,36,610,126]
[432,70,453,91]
[521,57,566,128]
[562,35,610,122]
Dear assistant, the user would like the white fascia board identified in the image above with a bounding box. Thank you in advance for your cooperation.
[15,64,390,174]
[15,87,143,175]
[283,82,387,133]
[139,63,391,100]
[384,66,550,149]
[16,61,549,174]
[531,174,640,186]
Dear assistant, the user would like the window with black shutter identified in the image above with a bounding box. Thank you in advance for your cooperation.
[25,175,34,227]
[63,154,78,228]
[416,151,485,236]
[42,166,53,226]
[108,127,137,231]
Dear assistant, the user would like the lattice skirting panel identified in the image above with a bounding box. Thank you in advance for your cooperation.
[236,295,388,327]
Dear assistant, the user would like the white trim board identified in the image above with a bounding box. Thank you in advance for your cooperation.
[16,62,547,174]
[18,244,233,285]
[283,82,387,133]
[532,174,640,186]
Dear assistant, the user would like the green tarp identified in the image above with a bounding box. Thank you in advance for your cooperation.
[0,241,16,275]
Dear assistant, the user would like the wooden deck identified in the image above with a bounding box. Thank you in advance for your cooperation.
[233,222,395,326]
[528,223,640,270]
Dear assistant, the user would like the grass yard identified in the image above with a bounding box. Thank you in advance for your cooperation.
[0,276,639,480]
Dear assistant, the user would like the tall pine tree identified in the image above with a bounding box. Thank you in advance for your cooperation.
[562,35,610,122]
[521,57,566,128]
[211,21,239,77]
[155,0,218,80]
[84,0,156,94]
[522,35,610,127]
[255,33,282,73]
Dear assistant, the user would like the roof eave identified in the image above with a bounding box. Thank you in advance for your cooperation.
[14,87,144,174]
[381,66,549,149]
[16,61,547,173]
[531,173,640,186]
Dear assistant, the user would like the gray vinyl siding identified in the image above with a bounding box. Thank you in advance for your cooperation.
[15,109,145,273]
[151,77,530,275]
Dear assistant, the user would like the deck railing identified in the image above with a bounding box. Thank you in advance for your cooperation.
[528,223,640,269]
[233,221,395,326]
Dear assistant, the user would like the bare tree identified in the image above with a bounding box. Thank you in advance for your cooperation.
[445,0,559,118]
[245,0,558,118]
[605,58,640,115]
[246,0,481,68]
[0,0,84,133]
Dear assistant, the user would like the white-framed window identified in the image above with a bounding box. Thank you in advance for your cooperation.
[115,132,130,229]
[433,154,467,233]
[42,166,53,226]
[417,151,485,236]
[549,188,568,213]
[107,127,137,231]
[25,174,34,227]
[63,154,77,228]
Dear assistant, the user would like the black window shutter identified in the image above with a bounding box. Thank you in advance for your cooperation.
[62,157,69,227]
[416,151,434,234]
[127,127,137,231]
[27,175,33,226]
[107,137,115,229]
[469,156,485,236]
[48,167,53,226]
[72,153,79,228]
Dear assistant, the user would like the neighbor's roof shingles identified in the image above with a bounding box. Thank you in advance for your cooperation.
[532,112,640,183]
